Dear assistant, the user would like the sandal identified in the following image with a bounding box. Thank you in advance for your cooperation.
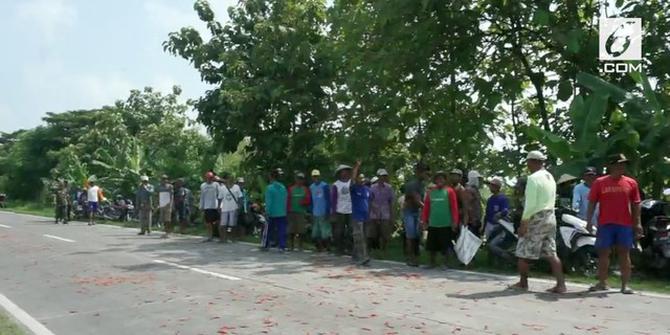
[621,287,635,295]
[588,283,610,292]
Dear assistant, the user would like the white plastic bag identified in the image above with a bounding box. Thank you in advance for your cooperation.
[454,226,482,265]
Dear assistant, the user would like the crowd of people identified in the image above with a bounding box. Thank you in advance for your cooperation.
[49,150,645,295]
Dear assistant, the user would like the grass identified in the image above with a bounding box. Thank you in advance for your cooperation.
[3,203,670,294]
[0,311,26,335]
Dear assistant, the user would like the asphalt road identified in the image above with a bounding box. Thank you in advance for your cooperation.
[0,211,669,335]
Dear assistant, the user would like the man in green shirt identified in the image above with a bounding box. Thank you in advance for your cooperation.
[287,173,311,251]
[420,171,460,269]
[511,151,566,294]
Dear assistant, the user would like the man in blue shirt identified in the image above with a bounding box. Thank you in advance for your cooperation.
[349,161,370,266]
[309,169,331,252]
[573,167,598,222]
[483,177,510,238]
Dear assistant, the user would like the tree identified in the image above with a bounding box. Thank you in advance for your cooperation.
[164,0,335,175]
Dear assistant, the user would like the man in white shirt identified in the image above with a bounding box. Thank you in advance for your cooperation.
[87,179,101,226]
[219,173,243,243]
[158,175,174,238]
[200,171,221,242]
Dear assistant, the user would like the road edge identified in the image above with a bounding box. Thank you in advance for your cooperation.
[0,293,55,335]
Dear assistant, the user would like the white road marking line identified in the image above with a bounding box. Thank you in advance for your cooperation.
[153,259,241,281]
[0,293,56,335]
[43,234,76,243]
[0,224,11,228]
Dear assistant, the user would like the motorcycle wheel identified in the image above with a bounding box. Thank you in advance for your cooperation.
[574,246,598,277]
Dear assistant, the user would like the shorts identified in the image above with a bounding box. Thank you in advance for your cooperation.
[366,219,393,241]
[403,210,420,239]
[159,206,172,223]
[220,210,238,227]
[88,202,98,212]
[203,209,220,223]
[288,213,307,234]
[595,224,634,250]
[176,205,190,221]
[515,210,557,260]
[311,216,332,240]
[426,226,455,253]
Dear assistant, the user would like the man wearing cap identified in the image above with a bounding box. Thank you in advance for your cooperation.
[331,162,358,255]
[309,169,331,252]
[136,176,154,235]
[200,171,222,242]
[174,178,193,234]
[465,170,484,237]
[219,173,244,243]
[483,177,510,238]
[402,162,431,266]
[368,168,396,256]
[512,151,566,293]
[586,154,642,294]
[262,168,288,252]
[157,175,174,238]
[484,177,511,264]
[287,172,311,251]
[573,167,599,222]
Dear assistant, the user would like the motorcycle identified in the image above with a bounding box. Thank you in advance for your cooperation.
[640,199,670,271]
[487,215,519,264]
[555,207,598,276]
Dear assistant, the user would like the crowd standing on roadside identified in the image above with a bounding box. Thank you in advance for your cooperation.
[47,148,650,295]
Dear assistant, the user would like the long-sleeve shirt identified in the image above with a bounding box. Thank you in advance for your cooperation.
[485,193,510,225]
[421,186,460,228]
[522,169,556,220]
[265,181,288,218]
[309,181,330,217]
[136,184,154,210]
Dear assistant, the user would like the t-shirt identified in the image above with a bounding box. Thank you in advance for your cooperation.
[158,183,174,208]
[310,181,330,217]
[522,169,556,220]
[369,182,395,220]
[87,186,100,203]
[265,181,288,218]
[420,186,459,228]
[588,175,641,226]
[288,184,311,214]
[403,178,425,212]
[220,183,243,212]
[199,182,221,210]
[351,184,370,222]
[332,180,352,214]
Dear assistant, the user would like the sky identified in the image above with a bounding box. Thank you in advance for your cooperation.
[0,0,236,133]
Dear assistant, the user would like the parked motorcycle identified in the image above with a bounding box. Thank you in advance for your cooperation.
[487,216,519,264]
[555,207,598,276]
[640,199,670,271]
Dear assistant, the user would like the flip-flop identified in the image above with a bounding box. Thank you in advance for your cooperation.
[588,284,610,292]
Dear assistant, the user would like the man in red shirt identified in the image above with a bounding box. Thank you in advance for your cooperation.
[586,153,642,294]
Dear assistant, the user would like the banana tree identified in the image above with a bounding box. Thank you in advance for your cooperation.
[527,71,670,197]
